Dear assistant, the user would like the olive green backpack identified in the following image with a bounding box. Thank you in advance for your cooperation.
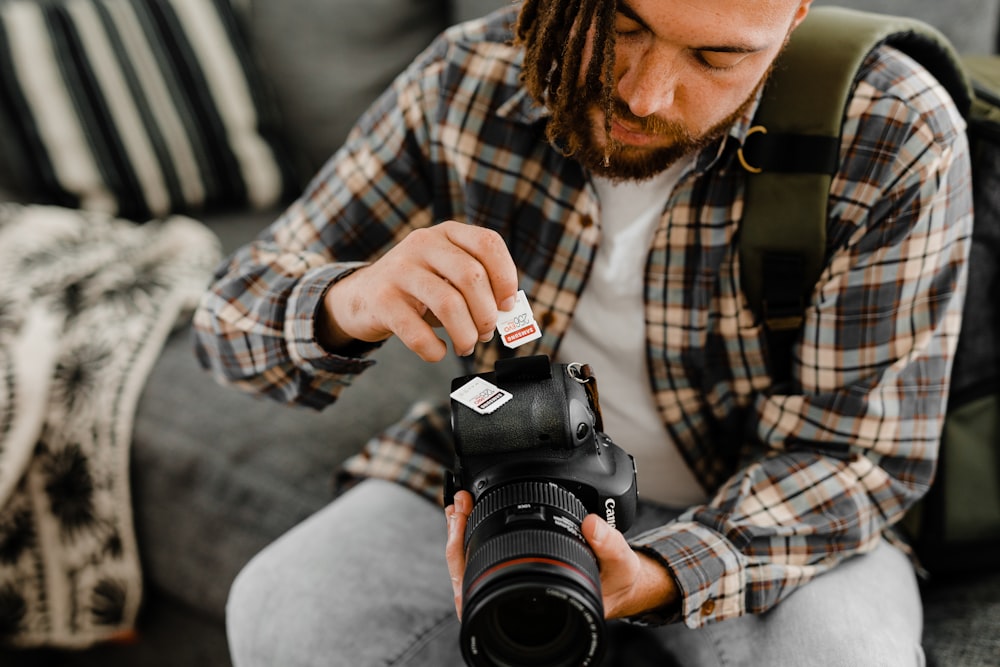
[739,7,1000,574]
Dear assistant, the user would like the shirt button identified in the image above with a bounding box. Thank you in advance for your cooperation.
[700,599,716,616]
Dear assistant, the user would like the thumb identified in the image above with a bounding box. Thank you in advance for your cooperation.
[582,513,646,619]
[583,514,628,564]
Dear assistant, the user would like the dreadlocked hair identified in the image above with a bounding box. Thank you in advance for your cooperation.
[514,0,618,157]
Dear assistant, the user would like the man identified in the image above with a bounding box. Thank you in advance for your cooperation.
[194,0,972,664]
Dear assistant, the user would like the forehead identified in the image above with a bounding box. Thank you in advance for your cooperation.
[618,0,799,44]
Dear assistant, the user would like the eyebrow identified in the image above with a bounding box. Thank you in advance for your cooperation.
[616,1,652,32]
[616,0,765,54]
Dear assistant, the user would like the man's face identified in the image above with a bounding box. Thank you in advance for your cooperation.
[565,0,812,181]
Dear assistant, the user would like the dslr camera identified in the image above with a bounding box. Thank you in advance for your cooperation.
[445,354,638,667]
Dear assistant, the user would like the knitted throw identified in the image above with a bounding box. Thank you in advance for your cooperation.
[0,204,220,647]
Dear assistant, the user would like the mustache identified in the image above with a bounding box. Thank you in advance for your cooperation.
[609,98,688,138]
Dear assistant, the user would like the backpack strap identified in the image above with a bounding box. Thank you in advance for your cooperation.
[739,6,973,383]
[965,55,1000,132]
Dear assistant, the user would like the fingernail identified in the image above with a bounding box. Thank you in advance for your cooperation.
[499,295,517,312]
[479,331,495,343]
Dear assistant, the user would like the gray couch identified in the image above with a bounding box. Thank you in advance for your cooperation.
[1,0,998,665]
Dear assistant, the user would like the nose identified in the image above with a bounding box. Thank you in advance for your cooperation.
[616,49,676,118]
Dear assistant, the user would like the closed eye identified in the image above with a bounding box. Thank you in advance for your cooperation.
[693,49,754,72]
[614,10,645,36]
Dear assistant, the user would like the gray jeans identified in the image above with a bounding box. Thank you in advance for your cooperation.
[227,478,925,666]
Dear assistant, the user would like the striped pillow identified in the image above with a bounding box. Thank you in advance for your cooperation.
[0,0,295,221]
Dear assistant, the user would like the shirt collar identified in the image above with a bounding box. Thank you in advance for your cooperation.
[497,86,549,124]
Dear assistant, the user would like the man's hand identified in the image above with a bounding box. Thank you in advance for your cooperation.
[318,221,519,361]
[581,514,679,619]
[444,490,679,620]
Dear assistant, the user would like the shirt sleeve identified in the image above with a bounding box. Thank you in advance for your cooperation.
[192,37,450,409]
[630,47,974,628]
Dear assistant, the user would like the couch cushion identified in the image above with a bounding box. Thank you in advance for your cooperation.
[241,0,450,177]
[0,0,296,221]
[450,0,508,24]
[131,321,461,618]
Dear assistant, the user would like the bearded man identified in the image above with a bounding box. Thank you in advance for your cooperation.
[195,0,972,664]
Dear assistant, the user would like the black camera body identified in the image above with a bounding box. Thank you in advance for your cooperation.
[447,354,637,528]
[447,354,638,667]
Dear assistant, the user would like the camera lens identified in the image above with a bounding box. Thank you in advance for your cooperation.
[460,481,604,667]
[491,590,571,649]
[471,586,588,665]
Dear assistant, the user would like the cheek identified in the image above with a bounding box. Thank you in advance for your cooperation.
[679,70,765,127]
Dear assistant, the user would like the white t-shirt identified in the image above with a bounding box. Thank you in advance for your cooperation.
[556,161,708,507]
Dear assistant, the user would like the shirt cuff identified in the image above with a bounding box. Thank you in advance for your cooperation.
[629,520,747,628]
[285,262,381,374]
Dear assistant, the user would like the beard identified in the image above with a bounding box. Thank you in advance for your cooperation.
[560,80,766,182]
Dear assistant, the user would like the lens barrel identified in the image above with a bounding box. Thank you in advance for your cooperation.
[460,481,605,667]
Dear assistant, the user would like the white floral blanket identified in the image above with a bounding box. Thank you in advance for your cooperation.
[0,204,220,648]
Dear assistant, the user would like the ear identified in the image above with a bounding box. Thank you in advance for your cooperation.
[790,0,813,31]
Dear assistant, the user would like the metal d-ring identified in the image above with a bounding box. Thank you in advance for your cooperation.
[566,362,589,384]
[737,125,768,174]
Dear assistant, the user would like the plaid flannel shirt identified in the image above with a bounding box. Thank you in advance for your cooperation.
[193,6,973,628]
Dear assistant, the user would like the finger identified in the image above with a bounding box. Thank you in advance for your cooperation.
[381,269,481,359]
[582,514,640,617]
[439,222,519,314]
[323,262,450,360]
[385,229,490,356]
[380,294,450,361]
[422,308,497,344]
[582,514,631,569]
[409,271,484,357]
[366,221,517,361]
[444,506,464,616]
[445,491,473,618]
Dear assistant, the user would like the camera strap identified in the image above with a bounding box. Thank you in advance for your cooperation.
[568,363,604,434]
